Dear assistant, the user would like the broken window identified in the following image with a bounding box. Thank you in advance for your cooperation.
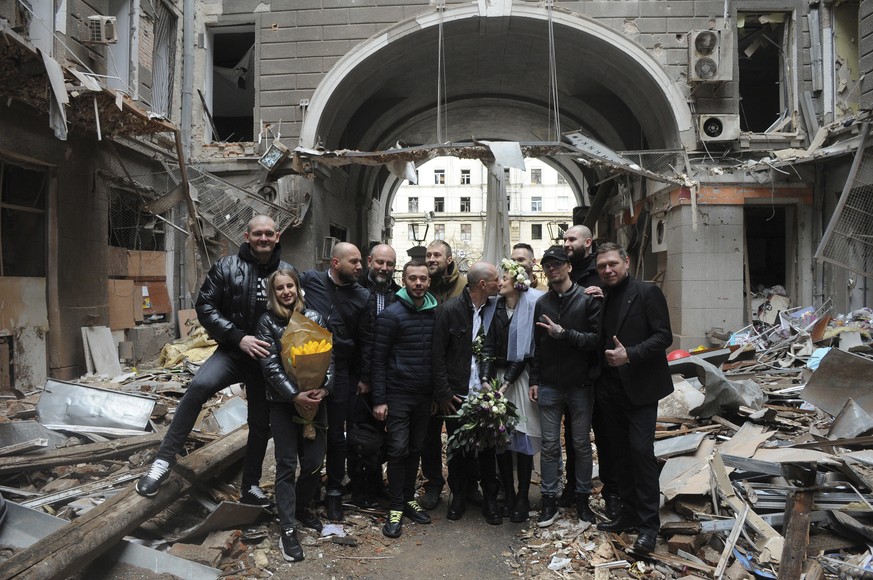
[0,160,47,277]
[737,12,790,133]
[109,189,165,251]
[460,197,471,212]
[150,1,178,117]
[207,25,256,142]
[408,196,418,213]
[434,197,445,212]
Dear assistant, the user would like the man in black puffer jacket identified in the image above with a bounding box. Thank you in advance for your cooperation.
[137,215,293,505]
[371,260,441,539]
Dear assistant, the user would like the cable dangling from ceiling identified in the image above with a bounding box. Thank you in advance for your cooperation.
[435,1,449,145]
[546,0,562,142]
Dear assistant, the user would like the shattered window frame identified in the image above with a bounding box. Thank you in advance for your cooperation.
[108,188,166,252]
[736,11,794,133]
[0,158,48,278]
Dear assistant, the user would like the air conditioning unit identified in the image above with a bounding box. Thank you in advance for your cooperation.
[688,29,731,82]
[321,236,339,261]
[651,217,668,253]
[697,114,741,142]
[85,16,118,44]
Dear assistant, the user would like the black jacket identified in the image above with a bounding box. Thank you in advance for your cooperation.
[371,291,438,406]
[480,297,527,385]
[530,282,600,388]
[359,270,402,384]
[196,243,293,352]
[570,253,601,288]
[299,269,371,374]
[432,289,495,399]
[598,276,674,405]
[256,309,334,403]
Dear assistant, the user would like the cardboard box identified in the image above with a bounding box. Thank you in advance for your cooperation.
[108,279,136,330]
[107,247,167,278]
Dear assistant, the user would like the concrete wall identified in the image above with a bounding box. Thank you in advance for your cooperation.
[861,0,873,110]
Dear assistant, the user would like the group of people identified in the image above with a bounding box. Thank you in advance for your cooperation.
[134,215,674,562]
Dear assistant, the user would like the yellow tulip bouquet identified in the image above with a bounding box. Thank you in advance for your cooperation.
[280,310,333,439]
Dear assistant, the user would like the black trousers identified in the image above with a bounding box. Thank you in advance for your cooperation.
[385,394,431,512]
[270,401,327,528]
[564,403,617,496]
[420,414,446,492]
[445,417,496,496]
[595,372,661,535]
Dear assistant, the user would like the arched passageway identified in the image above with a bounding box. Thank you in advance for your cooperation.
[300,3,691,241]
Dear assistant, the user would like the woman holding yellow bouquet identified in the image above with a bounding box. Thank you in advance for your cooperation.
[256,268,333,562]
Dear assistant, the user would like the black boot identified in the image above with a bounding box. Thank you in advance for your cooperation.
[510,496,531,523]
[576,493,595,523]
[537,494,559,528]
[325,494,344,521]
[604,493,622,520]
[557,484,575,507]
[483,493,502,525]
[446,494,466,520]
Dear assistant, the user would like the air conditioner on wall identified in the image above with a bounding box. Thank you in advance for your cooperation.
[688,29,731,82]
[697,114,741,142]
[85,16,118,44]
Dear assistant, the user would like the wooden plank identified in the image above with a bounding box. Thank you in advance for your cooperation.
[142,282,171,316]
[81,327,123,377]
[0,341,11,395]
[710,451,784,563]
[780,488,815,578]
[0,428,247,580]
[0,438,48,457]
[0,432,163,475]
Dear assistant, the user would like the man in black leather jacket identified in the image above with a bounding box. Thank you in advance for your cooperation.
[136,215,293,505]
[529,246,600,528]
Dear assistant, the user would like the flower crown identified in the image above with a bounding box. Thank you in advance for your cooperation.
[500,258,532,292]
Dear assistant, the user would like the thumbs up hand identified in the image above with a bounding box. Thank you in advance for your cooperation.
[605,335,629,367]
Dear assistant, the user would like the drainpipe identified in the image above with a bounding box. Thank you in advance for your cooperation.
[179,0,195,308]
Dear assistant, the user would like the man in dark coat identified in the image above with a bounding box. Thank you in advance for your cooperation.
[300,242,371,521]
[136,215,292,506]
[562,225,619,517]
[594,242,673,554]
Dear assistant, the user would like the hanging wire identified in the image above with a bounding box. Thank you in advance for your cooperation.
[546,0,561,142]
[435,1,448,145]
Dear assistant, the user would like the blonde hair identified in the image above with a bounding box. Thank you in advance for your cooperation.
[266,268,305,320]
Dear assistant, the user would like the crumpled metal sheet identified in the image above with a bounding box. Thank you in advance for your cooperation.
[36,379,155,435]
[829,398,873,440]
[801,348,873,417]
[684,356,765,418]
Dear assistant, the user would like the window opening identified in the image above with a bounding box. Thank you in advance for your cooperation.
[737,12,788,132]
[0,160,47,277]
[210,27,255,142]
[460,197,471,212]
[434,197,445,212]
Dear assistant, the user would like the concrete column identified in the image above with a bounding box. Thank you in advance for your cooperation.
[665,204,745,348]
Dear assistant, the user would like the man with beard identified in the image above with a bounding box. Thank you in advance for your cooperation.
[425,240,467,304]
[136,215,292,506]
[558,225,620,518]
[418,240,469,510]
[352,243,400,508]
[594,242,672,554]
[300,242,371,521]
[371,260,440,538]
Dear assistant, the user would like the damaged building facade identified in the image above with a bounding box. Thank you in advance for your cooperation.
[0,0,872,390]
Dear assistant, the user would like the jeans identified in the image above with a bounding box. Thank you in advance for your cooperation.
[385,395,431,511]
[156,347,270,489]
[270,401,327,528]
[538,384,594,497]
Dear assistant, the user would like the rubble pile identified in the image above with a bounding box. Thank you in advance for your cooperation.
[0,307,871,578]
